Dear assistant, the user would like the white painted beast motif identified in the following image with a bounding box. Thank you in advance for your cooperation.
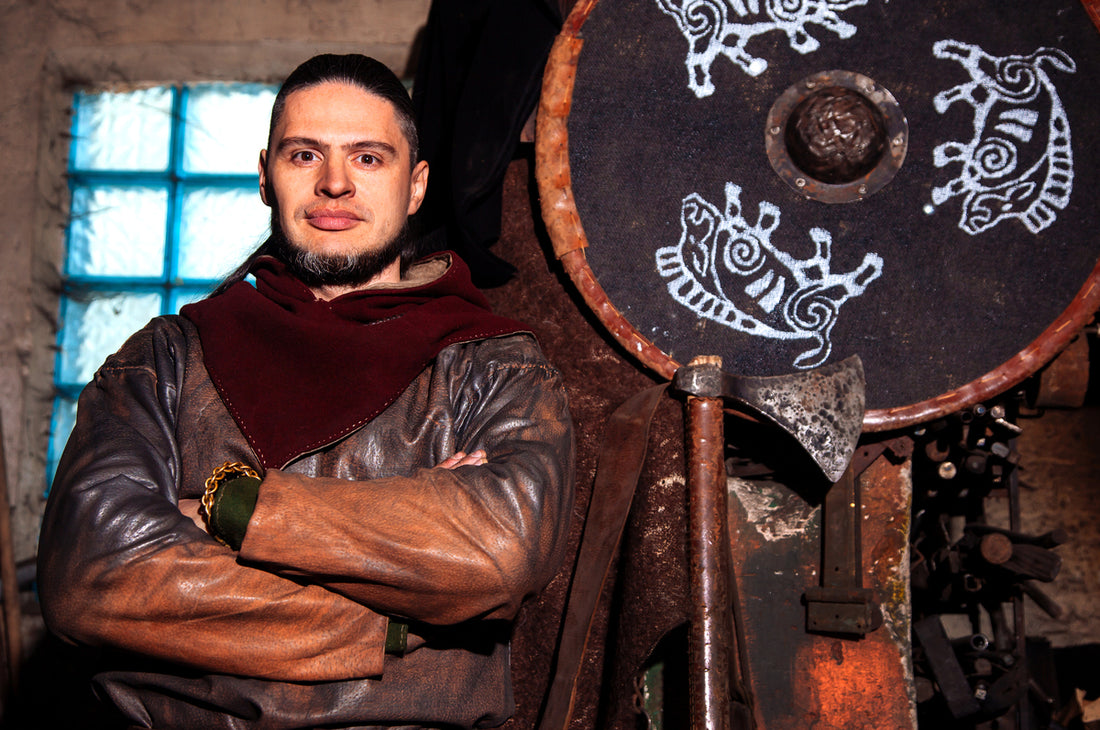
[654,0,868,97]
[655,183,883,369]
[931,39,1076,235]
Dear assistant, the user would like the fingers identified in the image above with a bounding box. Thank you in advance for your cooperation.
[178,498,208,532]
[436,449,488,470]
[463,449,488,466]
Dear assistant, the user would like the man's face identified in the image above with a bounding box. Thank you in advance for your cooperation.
[258,81,429,289]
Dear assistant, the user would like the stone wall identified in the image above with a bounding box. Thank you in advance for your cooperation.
[0,0,430,564]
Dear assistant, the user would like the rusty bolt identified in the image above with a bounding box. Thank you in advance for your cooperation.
[979,533,1014,565]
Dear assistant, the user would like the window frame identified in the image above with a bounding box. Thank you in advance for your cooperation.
[47,82,274,485]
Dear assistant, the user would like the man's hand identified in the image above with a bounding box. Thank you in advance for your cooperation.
[178,452,484,533]
[436,450,488,470]
[179,498,207,532]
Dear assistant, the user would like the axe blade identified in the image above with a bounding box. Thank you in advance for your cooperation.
[725,356,866,483]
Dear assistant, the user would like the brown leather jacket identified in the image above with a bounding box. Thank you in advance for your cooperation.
[38,315,574,729]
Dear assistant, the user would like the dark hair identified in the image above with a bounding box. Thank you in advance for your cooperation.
[267,53,419,166]
[211,54,421,296]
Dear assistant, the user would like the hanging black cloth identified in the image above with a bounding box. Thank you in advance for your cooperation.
[411,0,565,287]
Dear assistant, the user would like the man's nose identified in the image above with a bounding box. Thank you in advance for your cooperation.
[318,158,354,198]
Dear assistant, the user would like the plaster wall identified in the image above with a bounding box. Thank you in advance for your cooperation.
[0,0,431,564]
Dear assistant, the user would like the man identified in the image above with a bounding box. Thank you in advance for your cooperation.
[37,54,574,729]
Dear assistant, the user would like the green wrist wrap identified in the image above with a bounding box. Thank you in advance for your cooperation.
[385,620,408,655]
[209,475,261,551]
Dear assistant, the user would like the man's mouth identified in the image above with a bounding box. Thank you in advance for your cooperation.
[306,208,361,231]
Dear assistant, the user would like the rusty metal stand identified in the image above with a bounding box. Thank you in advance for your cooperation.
[725,446,917,729]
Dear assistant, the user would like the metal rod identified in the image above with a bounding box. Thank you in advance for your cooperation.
[685,356,732,730]
[1007,459,1029,730]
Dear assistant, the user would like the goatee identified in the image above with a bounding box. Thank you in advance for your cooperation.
[268,213,411,290]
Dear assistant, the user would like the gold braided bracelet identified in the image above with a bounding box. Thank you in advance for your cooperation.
[202,461,261,529]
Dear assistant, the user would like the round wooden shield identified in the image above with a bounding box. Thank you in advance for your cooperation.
[536,0,1100,430]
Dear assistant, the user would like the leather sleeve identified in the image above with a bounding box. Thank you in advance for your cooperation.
[238,337,576,625]
[36,318,390,682]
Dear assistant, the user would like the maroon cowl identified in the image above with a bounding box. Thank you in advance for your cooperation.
[180,252,529,469]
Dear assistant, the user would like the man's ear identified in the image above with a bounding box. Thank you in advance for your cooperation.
[407,160,429,215]
[258,150,270,207]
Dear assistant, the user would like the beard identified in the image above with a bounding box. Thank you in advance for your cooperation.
[267,208,412,290]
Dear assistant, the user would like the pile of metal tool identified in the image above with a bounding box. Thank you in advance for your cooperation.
[909,390,1066,729]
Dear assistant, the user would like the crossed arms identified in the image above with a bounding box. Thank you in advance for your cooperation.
[38,318,574,682]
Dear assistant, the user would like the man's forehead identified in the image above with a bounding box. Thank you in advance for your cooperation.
[273,82,406,149]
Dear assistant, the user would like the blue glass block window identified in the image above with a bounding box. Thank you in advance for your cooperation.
[48,83,277,485]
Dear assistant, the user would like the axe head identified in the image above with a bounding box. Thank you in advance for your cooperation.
[673,356,866,483]
[731,356,866,483]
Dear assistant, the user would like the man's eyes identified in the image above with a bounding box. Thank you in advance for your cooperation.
[286,150,383,165]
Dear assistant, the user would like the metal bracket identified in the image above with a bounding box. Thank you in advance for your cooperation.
[802,437,910,635]
[803,465,883,636]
